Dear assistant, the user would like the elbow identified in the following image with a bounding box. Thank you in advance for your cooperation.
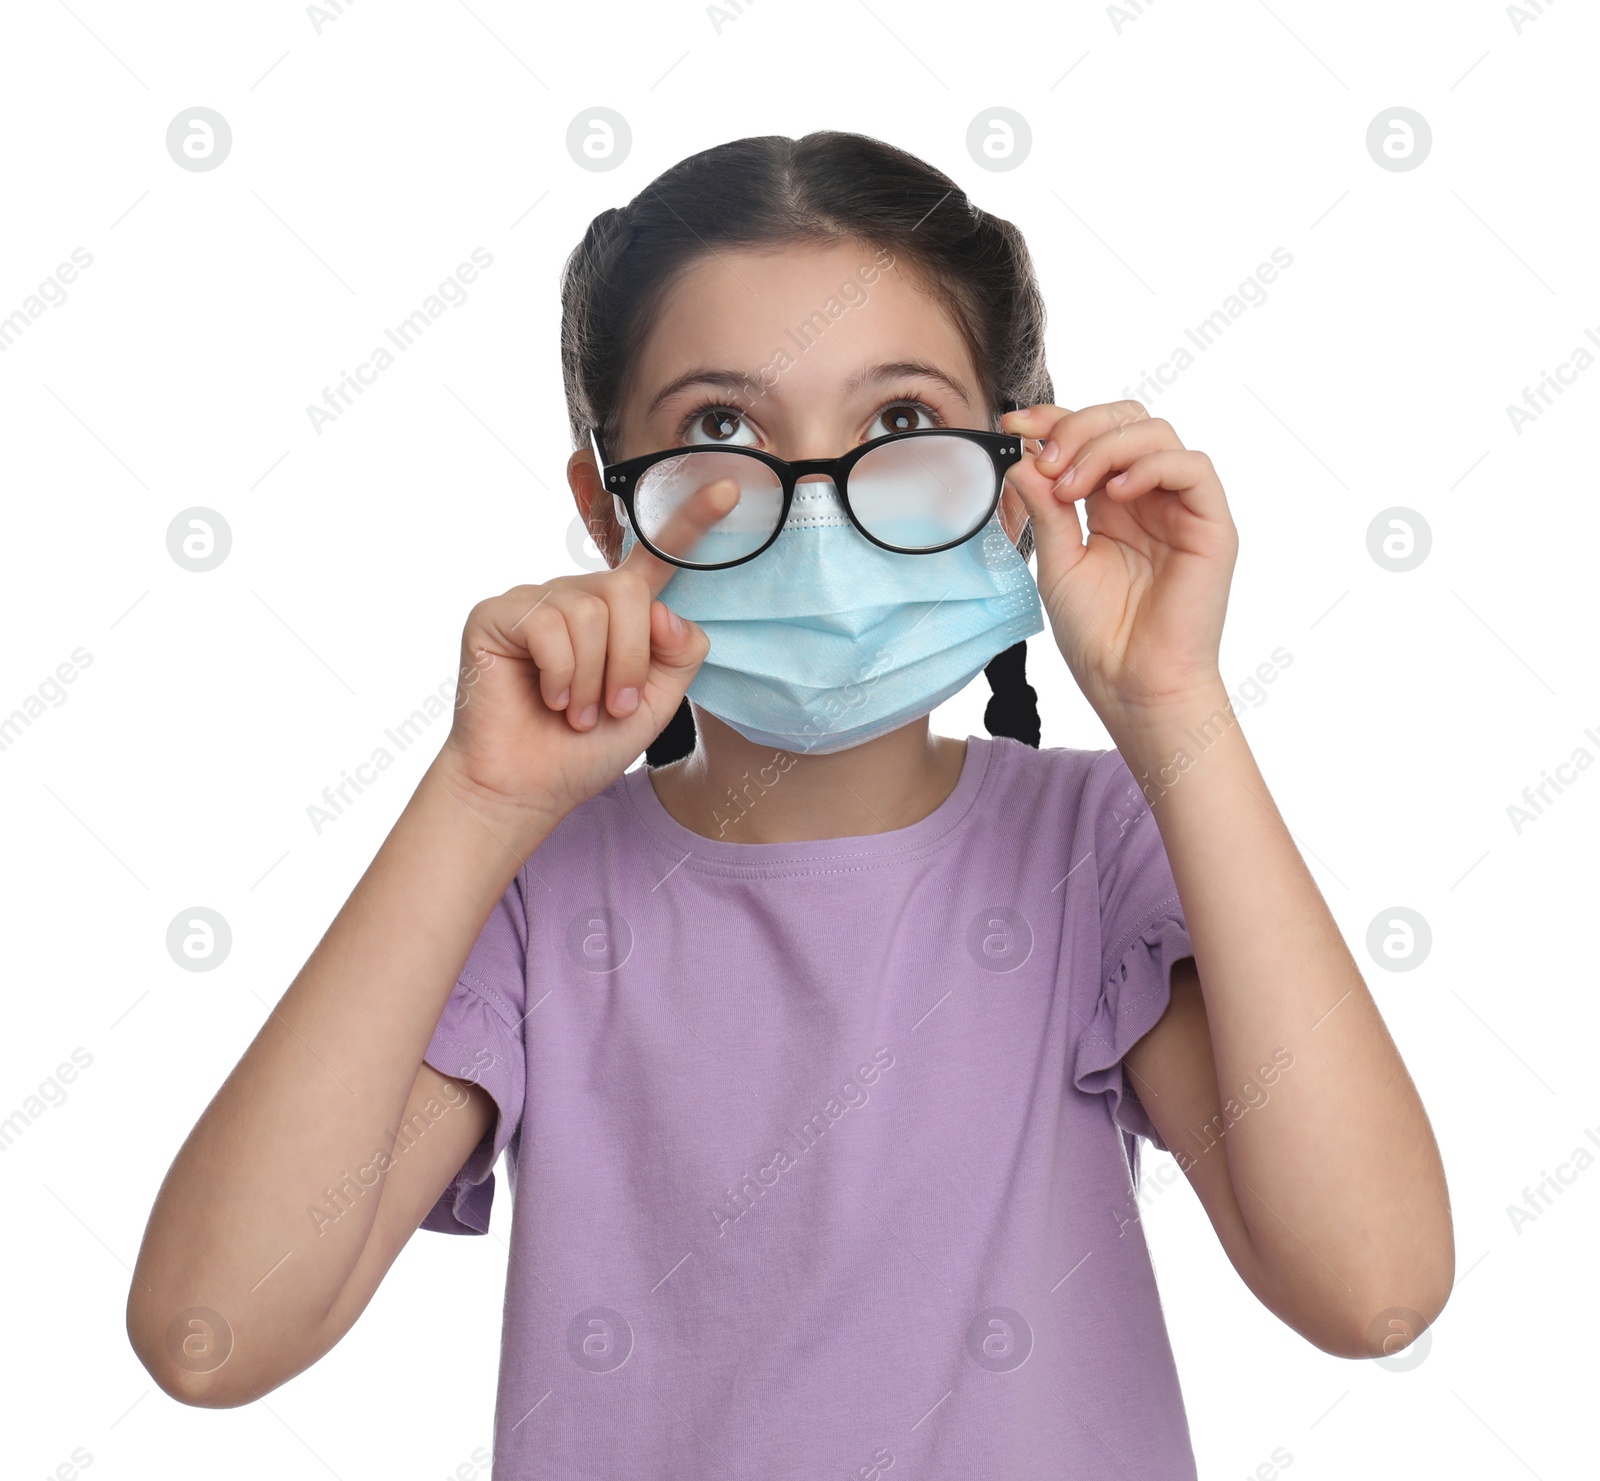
[1310,1262,1456,1363]
[126,1292,259,1410]
[1255,1226,1455,1361]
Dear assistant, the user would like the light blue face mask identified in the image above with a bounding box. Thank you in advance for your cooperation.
[618,478,1045,755]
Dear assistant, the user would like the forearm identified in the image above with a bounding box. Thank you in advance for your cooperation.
[1109,683,1453,1345]
[128,757,553,1398]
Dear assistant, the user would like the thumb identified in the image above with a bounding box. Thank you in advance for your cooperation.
[1004,459,1087,582]
[644,599,710,696]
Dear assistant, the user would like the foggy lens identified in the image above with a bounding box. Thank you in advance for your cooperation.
[634,450,784,565]
[849,434,996,549]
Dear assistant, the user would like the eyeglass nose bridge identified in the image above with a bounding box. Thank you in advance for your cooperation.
[784,454,853,482]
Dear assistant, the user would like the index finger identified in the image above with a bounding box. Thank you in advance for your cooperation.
[617,475,743,596]
[1000,403,1075,441]
[1002,401,1154,477]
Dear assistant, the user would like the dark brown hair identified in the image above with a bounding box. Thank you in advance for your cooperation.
[558,130,1048,760]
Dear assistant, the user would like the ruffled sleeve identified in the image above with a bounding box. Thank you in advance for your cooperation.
[418,871,529,1235]
[1070,751,1195,1154]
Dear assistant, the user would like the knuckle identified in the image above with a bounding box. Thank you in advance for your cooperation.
[569,590,609,628]
[608,566,650,603]
[526,601,565,641]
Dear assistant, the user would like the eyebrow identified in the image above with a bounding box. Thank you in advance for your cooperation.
[644,359,974,421]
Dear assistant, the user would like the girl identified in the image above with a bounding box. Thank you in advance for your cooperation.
[128,132,1453,1477]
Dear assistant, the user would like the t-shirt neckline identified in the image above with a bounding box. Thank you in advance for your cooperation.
[621,733,997,874]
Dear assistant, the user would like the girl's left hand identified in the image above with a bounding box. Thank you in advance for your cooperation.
[1001,400,1238,728]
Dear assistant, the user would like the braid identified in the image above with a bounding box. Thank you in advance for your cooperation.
[648,641,1042,767]
[983,639,1041,747]
[646,698,697,768]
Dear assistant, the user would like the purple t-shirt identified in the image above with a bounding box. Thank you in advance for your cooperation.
[421,733,1197,1477]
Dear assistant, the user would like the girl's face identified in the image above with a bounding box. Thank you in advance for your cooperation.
[582,238,1029,559]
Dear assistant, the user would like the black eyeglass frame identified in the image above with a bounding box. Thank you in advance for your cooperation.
[588,423,1029,571]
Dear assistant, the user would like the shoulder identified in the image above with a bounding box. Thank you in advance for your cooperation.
[978,733,1130,818]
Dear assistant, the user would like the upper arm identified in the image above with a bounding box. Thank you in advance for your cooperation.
[315,1059,496,1347]
[1122,956,1263,1289]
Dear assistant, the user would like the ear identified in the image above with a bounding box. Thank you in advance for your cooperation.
[567,447,623,568]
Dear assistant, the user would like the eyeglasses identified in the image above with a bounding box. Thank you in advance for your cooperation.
[588,424,1026,571]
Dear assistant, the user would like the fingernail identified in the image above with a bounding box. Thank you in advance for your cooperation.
[1042,440,1060,466]
[578,702,598,727]
[665,606,686,635]
[1057,463,1078,488]
[554,687,570,709]
[616,686,639,714]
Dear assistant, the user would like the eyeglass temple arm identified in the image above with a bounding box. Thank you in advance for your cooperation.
[996,398,1049,458]
[587,426,635,535]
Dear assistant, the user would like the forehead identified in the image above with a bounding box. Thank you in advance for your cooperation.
[627,239,978,418]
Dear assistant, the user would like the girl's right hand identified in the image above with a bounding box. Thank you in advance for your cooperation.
[436,487,734,832]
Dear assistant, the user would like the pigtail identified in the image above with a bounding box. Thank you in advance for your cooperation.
[983,639,1041,747]
[646,698,697,768]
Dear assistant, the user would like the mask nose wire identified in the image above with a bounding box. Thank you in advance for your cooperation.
[781,471,846,530]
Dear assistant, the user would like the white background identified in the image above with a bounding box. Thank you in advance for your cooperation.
[1,1,1594,1476]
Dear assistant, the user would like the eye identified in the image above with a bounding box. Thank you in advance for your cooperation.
[679,401,759,447]
[866,399,942,440]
